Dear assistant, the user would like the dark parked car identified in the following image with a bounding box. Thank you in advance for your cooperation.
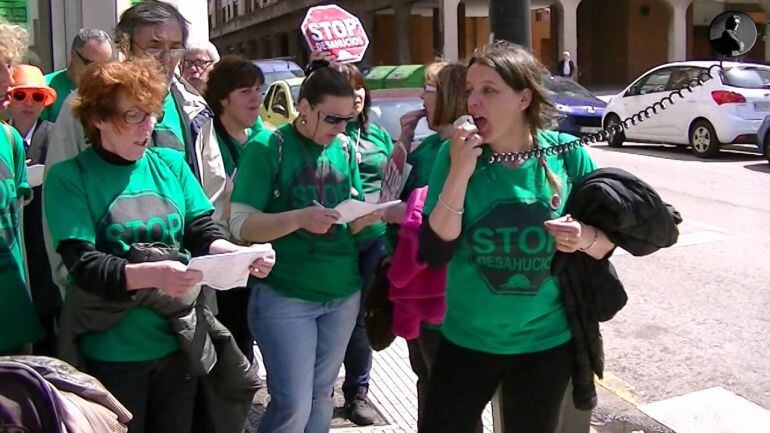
[542,75,607,136]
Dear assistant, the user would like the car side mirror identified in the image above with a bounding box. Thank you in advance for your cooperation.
[625,86,639,97]
[273,104,287,116]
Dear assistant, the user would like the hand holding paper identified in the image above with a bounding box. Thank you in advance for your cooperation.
[331,199,401,224]
[186,243,275,291]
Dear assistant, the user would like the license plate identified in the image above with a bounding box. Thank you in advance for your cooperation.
[580,126,602,133]
[754,101,770,111]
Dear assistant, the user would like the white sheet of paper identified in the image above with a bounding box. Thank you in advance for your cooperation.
[27,164,45,188]
[333,199,401,224]
[186,243,274,291]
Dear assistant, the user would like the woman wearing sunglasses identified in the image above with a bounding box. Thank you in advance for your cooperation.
[0,19,45,356]
[44,59,275,433]
[229,64,377,433]
[6,64,60,356]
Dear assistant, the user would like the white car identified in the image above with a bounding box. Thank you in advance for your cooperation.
[603,61,770,157]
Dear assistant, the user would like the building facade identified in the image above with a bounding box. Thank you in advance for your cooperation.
[1,0,210,73]
[210,0,770,88]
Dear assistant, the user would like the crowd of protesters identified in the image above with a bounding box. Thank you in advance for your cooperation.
[0,1,662,433]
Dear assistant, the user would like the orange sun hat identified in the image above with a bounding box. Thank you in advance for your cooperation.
[7,65,57,107]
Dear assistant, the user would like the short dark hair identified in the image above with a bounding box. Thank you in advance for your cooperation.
[204,55,265,116]
[335,63,371,129]
[116,0,190,49]
[299,66,354,106]
[726,15,740,30]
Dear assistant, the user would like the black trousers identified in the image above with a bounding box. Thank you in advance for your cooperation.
[85,351,197,433]
[216,287,255,363]
[419,337,572,433]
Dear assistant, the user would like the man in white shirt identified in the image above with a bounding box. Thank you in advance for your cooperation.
[557,51,576,79]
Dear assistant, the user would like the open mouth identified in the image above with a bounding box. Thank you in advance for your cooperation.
[473,116,488,132]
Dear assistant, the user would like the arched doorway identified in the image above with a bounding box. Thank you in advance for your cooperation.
[577,0,671,88]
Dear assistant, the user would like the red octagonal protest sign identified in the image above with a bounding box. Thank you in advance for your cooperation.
[301,5,370,64]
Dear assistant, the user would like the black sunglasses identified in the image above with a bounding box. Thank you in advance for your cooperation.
[318,110,356,125]
[74,49,95,66]
[12,90,46,103]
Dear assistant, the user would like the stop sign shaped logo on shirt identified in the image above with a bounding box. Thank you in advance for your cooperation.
[301,5,370,64]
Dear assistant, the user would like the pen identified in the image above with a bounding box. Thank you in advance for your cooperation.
[312,200,324,207]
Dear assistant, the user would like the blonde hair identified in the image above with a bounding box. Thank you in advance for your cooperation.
[0,19,28,64]
[469,41,562,198]
[424,60,449,86]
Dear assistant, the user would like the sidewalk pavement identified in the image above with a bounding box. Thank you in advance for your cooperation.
[248,339,605,433]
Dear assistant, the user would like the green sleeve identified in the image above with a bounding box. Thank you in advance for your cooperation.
[44,161,96,247]
[154,148,214,220]
[375,123,394,154]
[559,133,597,181]
[9,127,30,199]
[422,141,451,216]
[230,133,278,210]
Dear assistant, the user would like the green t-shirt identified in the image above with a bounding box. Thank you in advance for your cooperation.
[423,130,597,355]
[231,123,364,302]
[386,132,447,254]
[41,69,76,122]
[45,147,214,362]
[0,124,42,352]
[345,121,393,244]
[216,129,246,177]
[402,132,445,200]
[252,116,265,132]
[153,94,187,151]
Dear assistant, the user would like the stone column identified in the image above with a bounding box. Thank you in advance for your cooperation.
[557,0,581,63]
[394,0,416,64]
[667,0,691,62]
[443,0,461,61]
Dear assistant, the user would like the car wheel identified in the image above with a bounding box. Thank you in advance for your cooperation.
[604,114,625,148]
[689,120,720,158]
[764,135,770,164]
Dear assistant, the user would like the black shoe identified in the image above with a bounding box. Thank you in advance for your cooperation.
[345,386,377,426]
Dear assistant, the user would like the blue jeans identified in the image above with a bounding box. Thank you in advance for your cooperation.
[342,237,387,396]
[249,284,360,433]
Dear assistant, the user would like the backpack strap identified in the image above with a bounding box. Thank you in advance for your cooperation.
[271,129,284,199]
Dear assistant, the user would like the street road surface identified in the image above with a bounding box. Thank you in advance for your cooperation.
[585,142,770,415]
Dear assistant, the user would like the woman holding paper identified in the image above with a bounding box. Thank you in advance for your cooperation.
[229,64,377,433]
[44,59,274,433]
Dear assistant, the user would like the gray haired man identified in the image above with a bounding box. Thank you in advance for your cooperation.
[41,28,113,121]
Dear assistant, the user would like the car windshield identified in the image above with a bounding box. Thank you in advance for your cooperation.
[263,71,304,91]
[370,98,432,141]
[720,67,770,89]
[541,76,595,99]
[290,85,301,108]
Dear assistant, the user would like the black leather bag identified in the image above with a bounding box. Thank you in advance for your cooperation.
[364,256,396,351]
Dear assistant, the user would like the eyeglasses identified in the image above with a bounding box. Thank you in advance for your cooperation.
[122,109,164,125]
[133,42,186,60]
[74,49,95,66]
[182,59,214,70]
[318,110,356,125]
[11,90,46,104]
[423,84,437,93]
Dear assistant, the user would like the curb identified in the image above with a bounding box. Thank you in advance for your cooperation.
[591,382,674,433]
